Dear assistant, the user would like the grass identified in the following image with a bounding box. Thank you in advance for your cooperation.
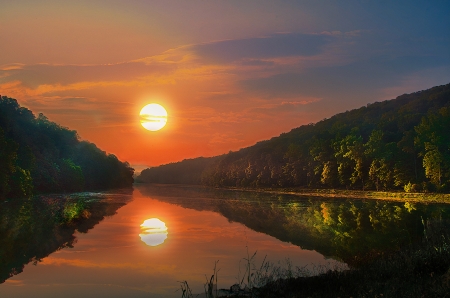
[178,281,194,298]
[181,219,450,297]
[205,260,220,298]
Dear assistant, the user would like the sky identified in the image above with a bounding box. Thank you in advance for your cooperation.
[1,0,450,172]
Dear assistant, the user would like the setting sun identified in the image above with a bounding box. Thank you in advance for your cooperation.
[140,103,167,131]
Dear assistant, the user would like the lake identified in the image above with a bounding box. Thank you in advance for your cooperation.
[1,184,450,297]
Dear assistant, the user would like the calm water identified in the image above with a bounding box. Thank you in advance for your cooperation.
[1,185,450,297]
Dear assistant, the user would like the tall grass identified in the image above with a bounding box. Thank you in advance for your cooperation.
[204,260,220,298]
[178,280,193,298]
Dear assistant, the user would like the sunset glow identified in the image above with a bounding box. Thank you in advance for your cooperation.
[0,1,449,169]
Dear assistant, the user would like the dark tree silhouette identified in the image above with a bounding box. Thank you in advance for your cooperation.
[0,96,134,199]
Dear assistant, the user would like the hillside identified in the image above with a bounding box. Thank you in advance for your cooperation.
[136,156,221,185]
[0,96,134,199]
[137,83,450,193]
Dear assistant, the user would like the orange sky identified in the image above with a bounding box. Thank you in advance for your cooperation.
[1,1,449,172]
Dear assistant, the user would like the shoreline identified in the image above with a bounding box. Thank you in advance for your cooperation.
[216,186,450,204]
[135,183,450,204]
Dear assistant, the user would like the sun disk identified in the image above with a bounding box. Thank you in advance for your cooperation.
[140,103,167,131]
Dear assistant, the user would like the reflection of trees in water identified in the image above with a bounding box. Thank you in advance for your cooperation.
[138,184,450,267]
[0,191,131,283]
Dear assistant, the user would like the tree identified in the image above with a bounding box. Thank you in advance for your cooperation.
[334,130,366,189]
[364,130,396,190]
[415,107,450,190]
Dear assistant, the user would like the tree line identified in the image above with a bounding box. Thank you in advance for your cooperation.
[138,83,450,193]
[0,96,134,199]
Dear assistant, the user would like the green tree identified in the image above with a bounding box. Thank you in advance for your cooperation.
[334,130,366,189]
[415,107,450,190]
[364,130,396,190]
[58,159,85,192]
[396,130,421,188]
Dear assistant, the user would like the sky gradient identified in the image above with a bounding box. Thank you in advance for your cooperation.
[1,0,450,172]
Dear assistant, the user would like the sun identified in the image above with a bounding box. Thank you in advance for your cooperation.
[140,103,167,131]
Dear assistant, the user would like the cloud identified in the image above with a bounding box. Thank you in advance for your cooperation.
[0,32,351,103]
[0,50,235,100]
[239,55,448,101]
[191,33,332,63]
[176,106,258,127]
[280,99,322,106]
[240,59,276,66]
[1,63,26,71]
[208,132,244,145]
[320,30,364,37]
[1,28,449,168]
[0,61,175,89]
[242,97,322,116]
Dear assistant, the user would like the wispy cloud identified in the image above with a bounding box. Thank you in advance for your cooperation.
[280,98,322,106]
[191,33,332,63]
[209,132,244,145]
[1,63,26,71]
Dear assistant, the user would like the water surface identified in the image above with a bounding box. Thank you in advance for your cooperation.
[1,185,449,297]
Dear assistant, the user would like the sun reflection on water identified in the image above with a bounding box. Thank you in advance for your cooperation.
[139,218,168,247]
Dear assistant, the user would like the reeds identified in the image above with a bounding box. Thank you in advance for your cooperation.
[204,260,220,298]
[178,280,193,298]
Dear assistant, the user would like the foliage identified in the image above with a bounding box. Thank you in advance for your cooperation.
[0,96,134,199]
[138,83,450,193]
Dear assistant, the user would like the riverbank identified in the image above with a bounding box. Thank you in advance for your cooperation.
[219,186,450,204]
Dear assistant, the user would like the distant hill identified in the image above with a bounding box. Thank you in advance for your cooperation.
[136,156,221,185]
[137,83,450,193]
[0,96,134,199]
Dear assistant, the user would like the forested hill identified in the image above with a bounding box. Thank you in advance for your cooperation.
[136,156,222,185]
[0,96,134,199]
[138,83,450,193]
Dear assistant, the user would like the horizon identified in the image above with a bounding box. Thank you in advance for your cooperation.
[1,1,450,170]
